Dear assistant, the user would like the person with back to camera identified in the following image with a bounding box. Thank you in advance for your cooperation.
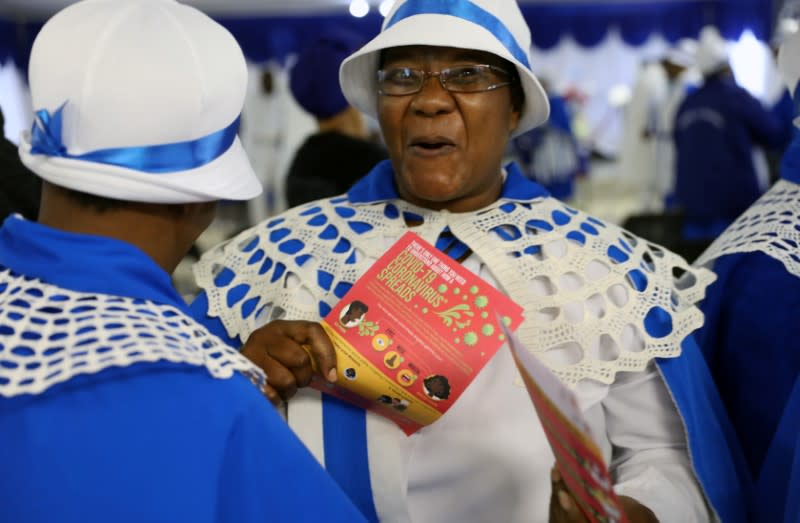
[0,1,366,521]
[692,28,800,522]
[191,1,750,521]
[285,29,388,207]
[673,27,793,244]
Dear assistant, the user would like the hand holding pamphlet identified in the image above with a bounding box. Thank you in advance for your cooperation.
[312,231,524,435]
[504,324,629,523]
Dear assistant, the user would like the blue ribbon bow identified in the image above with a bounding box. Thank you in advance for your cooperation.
[29,103,240,174]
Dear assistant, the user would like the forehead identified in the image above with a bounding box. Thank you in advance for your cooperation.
[380,45,508,68]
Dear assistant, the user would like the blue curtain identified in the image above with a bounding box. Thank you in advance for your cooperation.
[0,0,775,70]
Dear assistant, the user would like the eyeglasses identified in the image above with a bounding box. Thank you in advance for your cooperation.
[377,64,516,96]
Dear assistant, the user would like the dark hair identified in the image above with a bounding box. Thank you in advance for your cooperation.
[507,65,524,113]
[62,187,130,212]
[423,374,451,400]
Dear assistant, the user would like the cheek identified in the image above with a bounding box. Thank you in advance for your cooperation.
[461,98,515,150]
[377,100,405,145]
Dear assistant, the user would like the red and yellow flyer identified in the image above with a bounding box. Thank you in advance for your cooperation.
[313,231,524,435]
[505,324,629,523]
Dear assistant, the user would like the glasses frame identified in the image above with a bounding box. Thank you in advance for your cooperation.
[377,64,517,96]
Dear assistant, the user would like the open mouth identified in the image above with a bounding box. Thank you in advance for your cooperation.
[409,136,456,155]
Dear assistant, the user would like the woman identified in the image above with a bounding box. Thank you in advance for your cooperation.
[692,29,800,522]
[192,1,747,521]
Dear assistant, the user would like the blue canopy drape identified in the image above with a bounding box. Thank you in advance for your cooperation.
[0,0,776,71]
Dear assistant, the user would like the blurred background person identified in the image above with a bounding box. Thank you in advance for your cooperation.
[618,54,668,210]
[285,29,388,207]
[673,26,793,245]
[507,79,587,202]
[0,106,40,220]
[653,38,701,211]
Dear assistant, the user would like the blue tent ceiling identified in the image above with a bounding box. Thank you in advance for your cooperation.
[0,0,776,68]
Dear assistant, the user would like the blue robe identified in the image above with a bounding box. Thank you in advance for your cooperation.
[697,252,800,478]
[192,162,752,523]
[696,132,800,522]
[757,376,800,523]
[674,75,792,240]
[0,216,365,523]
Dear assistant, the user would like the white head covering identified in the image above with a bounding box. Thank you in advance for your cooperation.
[665,38,698,68]
[696,26,729,76]
[18,0,262,204]
[779,27,800,97]
[772,17,800,48]
[339,0,550,138]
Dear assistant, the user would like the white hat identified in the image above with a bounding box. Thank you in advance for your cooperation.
[779,28,800,100]
[772,17,800,47]
[18,0,261,204]
[665,38,698,68]
[696,26,729,75]
[339,0,549,137]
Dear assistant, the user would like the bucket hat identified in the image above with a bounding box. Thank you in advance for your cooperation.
[339,0,550,137]
[696,26,729,76]
[18,0,261,203]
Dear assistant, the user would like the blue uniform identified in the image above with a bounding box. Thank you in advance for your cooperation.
[192,161,752,523]
[674,75,792,239]
[757,376,800,523]
[695,130,800,521]
[696,251,800,477]
[0,216,365,523]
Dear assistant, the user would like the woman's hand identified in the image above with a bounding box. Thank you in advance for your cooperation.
[549,467,659,523]
[241,320,338,406]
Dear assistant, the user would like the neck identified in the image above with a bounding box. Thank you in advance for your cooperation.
[38,184,190,274]
[317,106,368,138]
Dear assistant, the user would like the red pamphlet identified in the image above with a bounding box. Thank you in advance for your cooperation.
[505,325,629,523]
[314,231,524,435]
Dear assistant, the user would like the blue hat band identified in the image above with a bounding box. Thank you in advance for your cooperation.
[30,103,240,174]
[385,0,531,70]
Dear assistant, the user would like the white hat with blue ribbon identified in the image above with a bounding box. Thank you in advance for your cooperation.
[339,0,550,138]
[18,0,262,203]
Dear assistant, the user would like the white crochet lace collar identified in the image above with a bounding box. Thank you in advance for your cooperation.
[0,268,265,398]
[695,179,800,277]
[195,173,713,386]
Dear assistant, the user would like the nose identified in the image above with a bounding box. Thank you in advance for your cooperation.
[409,73,456,117]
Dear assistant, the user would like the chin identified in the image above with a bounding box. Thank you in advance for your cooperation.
[399,173,464,202]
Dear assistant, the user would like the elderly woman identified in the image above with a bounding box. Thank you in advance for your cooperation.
[191,1,746,522]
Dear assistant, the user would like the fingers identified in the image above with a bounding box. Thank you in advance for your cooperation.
[262,359,299,401]
[263,383,282,407]
[241,320,338,402]
[549,466,589,523]
[293,321,338,383]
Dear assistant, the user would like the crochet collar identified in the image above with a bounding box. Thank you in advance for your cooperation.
[0,215,186,311]
[347,159,550,205]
